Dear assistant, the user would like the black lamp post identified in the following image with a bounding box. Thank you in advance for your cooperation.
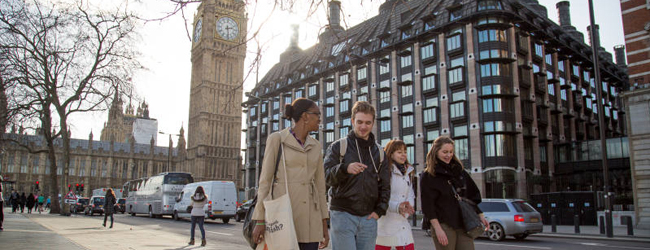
[587,0,613,238]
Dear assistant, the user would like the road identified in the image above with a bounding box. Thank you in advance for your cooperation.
[88,213,649,250]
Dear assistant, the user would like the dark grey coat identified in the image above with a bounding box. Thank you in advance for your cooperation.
[104,194,116,214]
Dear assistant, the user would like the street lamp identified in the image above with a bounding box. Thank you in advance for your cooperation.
[588,0,613,238]
[158,131,181,172]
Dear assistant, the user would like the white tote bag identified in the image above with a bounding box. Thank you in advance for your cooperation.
[262,144,299,250]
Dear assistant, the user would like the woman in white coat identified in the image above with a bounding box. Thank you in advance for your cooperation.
[376,139,416,250]
[188,186,208,247]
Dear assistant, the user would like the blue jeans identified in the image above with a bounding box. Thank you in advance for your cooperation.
[330,210,378,250]
[190,216,205,240]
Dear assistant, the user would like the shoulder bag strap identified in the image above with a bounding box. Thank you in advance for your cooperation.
[270,143,283,199]
[448,180,476,206]
[280,144,290,194]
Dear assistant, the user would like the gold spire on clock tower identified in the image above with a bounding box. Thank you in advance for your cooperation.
[186,0,247,185]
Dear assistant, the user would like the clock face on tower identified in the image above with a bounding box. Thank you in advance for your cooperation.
[193,18,202,42]
[216,16,239,41]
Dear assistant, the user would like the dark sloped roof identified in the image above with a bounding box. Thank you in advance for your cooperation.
[3,133,177,156]
[246,0,627,101]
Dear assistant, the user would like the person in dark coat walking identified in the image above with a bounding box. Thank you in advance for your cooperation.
[103,189,117,228]
[19,193,26,213]
[10,190,19,213]
[26,193,35,213]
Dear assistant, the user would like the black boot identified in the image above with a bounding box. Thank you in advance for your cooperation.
[201,239,206,246]
[188,239,194,245]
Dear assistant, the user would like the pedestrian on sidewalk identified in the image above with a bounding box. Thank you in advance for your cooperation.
[0,176,4,231]
[188,186,207,246]
[324,101,391,250]
[10,190,18,213]
[420,136,489,250]
[251,98,330,250]
[103,188,116,228]
[27,193,35,214]
[38,194,44,214]
[46,196,51,210]
[19,192,26,213]
[376,140,416,250]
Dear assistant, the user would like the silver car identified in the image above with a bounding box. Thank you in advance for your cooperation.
[478,199,543,241]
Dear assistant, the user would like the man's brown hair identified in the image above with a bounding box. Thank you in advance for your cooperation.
[351,101,376,120]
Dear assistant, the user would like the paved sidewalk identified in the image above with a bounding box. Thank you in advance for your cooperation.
[410,218,650,242]
[0,207,242,249]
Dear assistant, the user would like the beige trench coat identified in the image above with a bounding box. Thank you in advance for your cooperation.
[252,128,329,243]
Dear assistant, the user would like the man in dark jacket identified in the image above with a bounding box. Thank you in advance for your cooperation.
[324,101,390,250]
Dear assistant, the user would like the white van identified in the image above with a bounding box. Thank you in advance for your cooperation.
[173,181,237,223]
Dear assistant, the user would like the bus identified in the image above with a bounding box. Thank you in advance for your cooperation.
[123,172,194,218]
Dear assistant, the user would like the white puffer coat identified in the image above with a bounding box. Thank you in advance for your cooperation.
[376,164,415,247]
[190,193,207,217]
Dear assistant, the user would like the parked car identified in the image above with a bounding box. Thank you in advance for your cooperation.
[71,197,89,214]
[478,199,543,241]
[84,196,105,216]
[115,198,126,214]
[235,199,253,222]
[173,181,237,223]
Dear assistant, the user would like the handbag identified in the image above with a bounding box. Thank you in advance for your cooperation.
[243,144,284,249]
[448,180,485,239]
[261,144,299,250]
[186,205,193,213]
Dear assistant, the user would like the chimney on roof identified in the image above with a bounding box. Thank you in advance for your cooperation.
[289,24,299,49]
[556,1,571,27]
[614,45,627,68]
[329,1,341,29]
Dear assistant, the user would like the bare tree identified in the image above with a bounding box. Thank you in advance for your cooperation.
[0,0,140,213]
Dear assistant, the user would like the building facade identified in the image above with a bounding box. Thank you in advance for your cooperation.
[185,0,247,185]
[621,0,650,87]
[242,0,629,200]
[622,87,650,229]
[0,127,185,198]
[100,91,158,145]
[620,0,650,229]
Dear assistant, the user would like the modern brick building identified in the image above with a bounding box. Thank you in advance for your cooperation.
[621,0,650,87]
[242,0,630,201]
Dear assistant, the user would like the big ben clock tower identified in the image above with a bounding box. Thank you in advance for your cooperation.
[187,0,246,185]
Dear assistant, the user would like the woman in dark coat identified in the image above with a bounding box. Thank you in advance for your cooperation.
[19,193,26,213]
[103,189,117,228]
[420,136,489,250]
[26,193,35,213]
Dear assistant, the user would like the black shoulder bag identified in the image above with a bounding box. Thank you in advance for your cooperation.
[448,180,485,239]
[242,145,283,249]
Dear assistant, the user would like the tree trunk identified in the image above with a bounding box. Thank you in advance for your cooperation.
[42,106,60,214]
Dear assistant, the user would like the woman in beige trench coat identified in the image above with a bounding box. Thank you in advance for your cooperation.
[252,98,330,250]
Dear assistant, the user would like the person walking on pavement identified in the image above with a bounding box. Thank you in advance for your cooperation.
[420,136,489,250]
[324,101,391,250]
[38,194,45,214]
[19,192,26,213]
[26,193,35,214]
[375,140,416,250]
[103,188,117,228]
[188,186,207,246]
[251,98,330,250]
[10,190,19,213]
[46,196,51,210]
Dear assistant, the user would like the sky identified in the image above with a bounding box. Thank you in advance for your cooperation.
[66,0,626,147]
